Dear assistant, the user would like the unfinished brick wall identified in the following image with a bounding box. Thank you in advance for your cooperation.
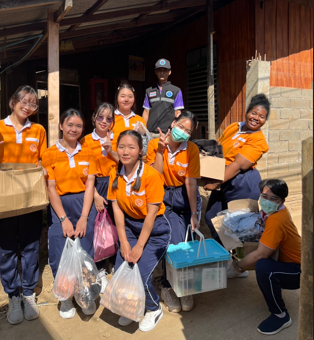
[257,87,313,186]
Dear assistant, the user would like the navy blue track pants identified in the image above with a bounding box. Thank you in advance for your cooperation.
[115,214,171,311]
[0,210,42,298]
[205,168,261,240]
[47,192,97,278]
[255,258,301,314]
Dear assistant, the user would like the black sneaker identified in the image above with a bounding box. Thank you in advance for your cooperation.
[257,312,292,335]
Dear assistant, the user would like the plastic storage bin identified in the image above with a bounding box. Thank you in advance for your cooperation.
[166,228,230,297]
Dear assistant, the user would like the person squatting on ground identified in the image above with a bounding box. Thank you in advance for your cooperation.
[143,58,184,138]
[204,94,270,248]
[227,179,301,336]
[146,111,202,313]
[42,109,98,319]
[107,130,171,332]
[80,103,118,278]
[111,83,147,151]
[0,85,47,325]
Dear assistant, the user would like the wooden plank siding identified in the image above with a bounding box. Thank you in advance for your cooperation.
[255,0,313,89]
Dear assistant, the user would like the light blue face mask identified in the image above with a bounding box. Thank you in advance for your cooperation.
[171,126,190,143]
[259,197,281,214]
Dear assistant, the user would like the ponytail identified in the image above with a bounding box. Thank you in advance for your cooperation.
[112,161,123,190]
[131,156,143,192]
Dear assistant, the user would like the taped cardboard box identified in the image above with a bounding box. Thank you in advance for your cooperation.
[197,155,225,187]
[211,199,278,270]
[0,163,49,219]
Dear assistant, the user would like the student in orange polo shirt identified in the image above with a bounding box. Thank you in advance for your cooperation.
[42,109,98,319]
[228,179,301,336]
[204,94,270,244]
[111,83,147,151]
[107,130,171,332]
[80,102,118,280]
[0,85,47,325]
[146,111,202,314]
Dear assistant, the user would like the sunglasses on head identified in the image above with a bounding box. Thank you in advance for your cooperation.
[96,115,113,123]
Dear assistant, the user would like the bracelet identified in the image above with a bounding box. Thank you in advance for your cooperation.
[81,215,88,219]
[191,212,198,215]
[234,260,245,273]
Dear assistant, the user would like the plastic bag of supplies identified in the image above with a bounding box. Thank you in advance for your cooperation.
[133,121,153,156]
[100,261,145,322]
[94,210,119,262]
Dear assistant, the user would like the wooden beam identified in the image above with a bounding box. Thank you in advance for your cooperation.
[60,0,205,26]
[0,23,46,39]
[280,0,312,7]
[54,0,73,23]
[0,0,61,12]
[133,0,171,22]
[47,10,60,147]
[67,0,110,31]
[60,11,179,40]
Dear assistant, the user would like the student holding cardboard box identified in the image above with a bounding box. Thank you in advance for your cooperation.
[0,85,47,325]
[204,94,270,242]
[228,179,301,336]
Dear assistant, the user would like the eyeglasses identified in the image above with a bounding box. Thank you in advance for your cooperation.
[260,193,281,203]
[19,98,38,111]
[96,115,113,123]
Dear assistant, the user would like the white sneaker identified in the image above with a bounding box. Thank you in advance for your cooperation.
[97,270,108,294]
[81,301,96,316]
[139,305,163,332]
[22,293,40,321]
[7,296,24,325]
[60,298,76,319]
[227,262,249,279]
[118,316,134,326]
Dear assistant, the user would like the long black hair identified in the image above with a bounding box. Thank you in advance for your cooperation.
[112,130,143,192]
[59,108,85,139]
[114,82,137,113]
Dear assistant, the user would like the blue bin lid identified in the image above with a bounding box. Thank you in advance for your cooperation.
[166,239,231,269]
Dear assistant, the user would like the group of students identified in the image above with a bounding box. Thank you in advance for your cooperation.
[0,73,301,336]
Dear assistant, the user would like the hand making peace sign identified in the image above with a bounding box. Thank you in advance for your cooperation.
[102,131,113,154]
[157,127,170,153]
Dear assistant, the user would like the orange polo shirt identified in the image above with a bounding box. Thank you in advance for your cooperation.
[111,110,147,151]
[42,141,97,196]
[0,116,47,164]
[219,122,269,168]
[260,207,301,264]
[80,131,117,177]
[146,139,200,187]
[107,162,166,220]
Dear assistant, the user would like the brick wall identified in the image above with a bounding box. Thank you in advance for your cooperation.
[256,87,313,187]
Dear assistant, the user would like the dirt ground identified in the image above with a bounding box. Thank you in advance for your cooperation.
[0,188,302,340]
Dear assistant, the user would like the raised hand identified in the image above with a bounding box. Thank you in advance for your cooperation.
[102,131,113,154]
[157,128,170,153]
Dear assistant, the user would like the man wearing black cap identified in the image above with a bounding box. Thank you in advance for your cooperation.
[143,58,184,137]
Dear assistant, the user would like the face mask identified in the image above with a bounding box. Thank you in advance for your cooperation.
[171,126,190,143]
[259,197,281,214]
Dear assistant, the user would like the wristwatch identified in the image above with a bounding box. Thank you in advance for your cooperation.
[59,216,67,223]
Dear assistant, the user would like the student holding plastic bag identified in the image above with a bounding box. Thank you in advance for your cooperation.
[0,85,47,325]
[146,111,202,313]
[42,109,98,319]
[106,130,171,332]
[80,103,118,277]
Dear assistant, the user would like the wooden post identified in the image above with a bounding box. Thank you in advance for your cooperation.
[47,9,59,147]
[207,0,215,140]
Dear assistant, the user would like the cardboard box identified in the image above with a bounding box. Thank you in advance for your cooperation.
[199,155,225,181]
[0,163,49,219]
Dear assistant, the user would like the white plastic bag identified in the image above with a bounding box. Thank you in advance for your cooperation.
[133,121,153,156]
[100,261,145,322]
[53,238,79,301]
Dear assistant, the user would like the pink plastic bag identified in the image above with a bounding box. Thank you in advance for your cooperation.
[94,210,119,262]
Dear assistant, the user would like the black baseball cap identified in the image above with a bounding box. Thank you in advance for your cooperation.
[155,58,171,70]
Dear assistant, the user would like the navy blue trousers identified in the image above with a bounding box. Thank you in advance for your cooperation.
[47,192,97,278]
[256,258,301,314]
[162,185,202,288]
[205,168,261,240]
[95,176,116,268]
[115,214,171,311]
[0,210,42,298]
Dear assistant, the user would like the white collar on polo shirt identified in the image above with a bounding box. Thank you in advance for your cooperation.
[92,129,108,156]
[167,141,188,165]
[56,140,82,168]
[232,122,261,140]
[120,161,144,196]
[115,109,136,128]
[4,115,32,144]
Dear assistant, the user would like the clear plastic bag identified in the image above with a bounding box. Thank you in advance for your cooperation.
[133,121,153,156]
[94,210,119,262]
[100,261,145,322]
[53,238,79,301]
[73,238,101,309]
